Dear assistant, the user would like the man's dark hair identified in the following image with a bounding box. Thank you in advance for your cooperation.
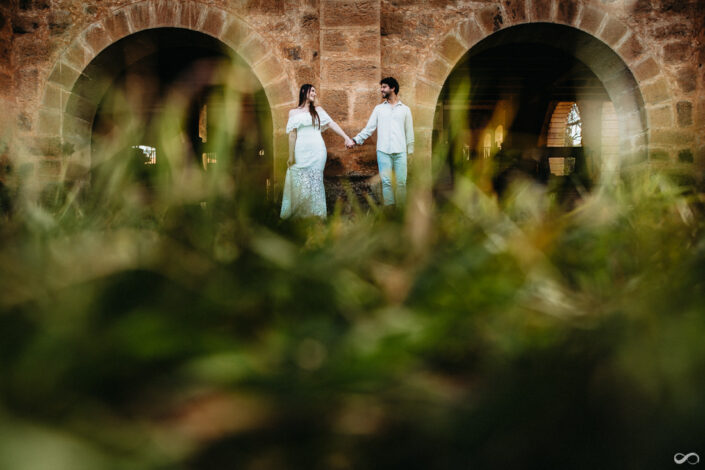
[381,77,399,95]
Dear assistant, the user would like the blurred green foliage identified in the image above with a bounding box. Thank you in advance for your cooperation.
[1,91,704,469]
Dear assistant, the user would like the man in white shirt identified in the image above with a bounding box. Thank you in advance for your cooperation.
[348,77,414,206]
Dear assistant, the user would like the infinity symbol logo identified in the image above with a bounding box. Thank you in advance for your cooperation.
[674,453,700,465]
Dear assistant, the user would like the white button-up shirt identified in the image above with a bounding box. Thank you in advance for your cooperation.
[354,100,414,155]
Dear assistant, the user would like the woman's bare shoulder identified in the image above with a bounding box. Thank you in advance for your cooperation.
[290,108,306,116]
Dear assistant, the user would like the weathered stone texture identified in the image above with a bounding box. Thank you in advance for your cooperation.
[676,101,693,127]
[647,105,673,128]
[322,0,379,28]
[502,0,527,23]
[531,0,553,22]
[322,59,379,86]
[555,0,579,25]
[478,6,504,33]
[579,6,605,34]
[0,0,702,184]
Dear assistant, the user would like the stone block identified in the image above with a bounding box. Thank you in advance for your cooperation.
[48,62,80,90]
[382,45,418,68]
[555,0,579,25]
[662,41,690,64]
[352,90,380,122]
[647,105,673,128]
[37,109,61,135]
[599,17,628,47]
[320,89,350,122]
[42,83,62,109]
[0,73,11,96]
[180,1,202,29]
[650,129,694,145]
[678,149,693,162]
[271,105,290,133]
[65,92,96,121]
[294,64,317,85]
[676,101,692,127]
[265,78,295,107]
[695,99,705,127]
[239,35,270,66]
[321,30,346,52]
[84,24,110,54]
[415,79,441,107]
[202,8,226,38]
[478,6,504,33]
[602,69,637,99]
[641,78,670,105]
[531,0,553,21]
[48,10,71,36]
[15,67,38,98]
[381,10,404,36]
[104,10,130,40]
[17,112,32,131]
[676,67,696,93]
[322,0,379,28]
[62,114,91,143]
[617,35,644,63]
[253,54,285,86]
[129,2,152,31]
[414,105,435,129]
[631,57,660,82]
[322,59,379,86]
[502,0,527,24]
[648,148,670,161]
[349,30,379,57]
[15,37,51,64]
[421,57,450,85]
[62,41,89,71]
[222,18,248,49]
[438,34,465,64]
[579,6,605,34]
[154,0,179,27]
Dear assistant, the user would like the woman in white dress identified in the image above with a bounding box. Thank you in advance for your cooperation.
[280,84,354,219]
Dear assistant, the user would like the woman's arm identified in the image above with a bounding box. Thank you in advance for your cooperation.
[288,129,297,167]
[318,107,354,147]
[327,120,351,142]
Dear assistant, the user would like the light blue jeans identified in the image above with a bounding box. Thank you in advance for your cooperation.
[377,150,407,205]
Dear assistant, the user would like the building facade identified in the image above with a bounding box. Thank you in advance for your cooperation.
[0,0,703,196]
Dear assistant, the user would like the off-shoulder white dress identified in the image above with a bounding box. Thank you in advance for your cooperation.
[280,108,332,219]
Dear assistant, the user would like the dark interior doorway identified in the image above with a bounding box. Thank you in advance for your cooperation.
[81,28,272,196]
[433,24,635,204]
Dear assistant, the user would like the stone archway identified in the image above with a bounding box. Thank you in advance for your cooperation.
[413,3,675,174]
[36,1,295,184]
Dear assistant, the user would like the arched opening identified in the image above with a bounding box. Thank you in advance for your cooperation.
[64,28,272,197]
[433,23,645,203]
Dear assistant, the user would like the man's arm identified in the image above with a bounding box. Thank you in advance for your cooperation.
[405,107,414,155]
[353,106,379,145]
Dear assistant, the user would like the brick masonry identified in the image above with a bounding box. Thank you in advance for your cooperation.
[0,0,702,184]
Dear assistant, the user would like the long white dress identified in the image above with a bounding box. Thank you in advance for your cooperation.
[280,108,332,219]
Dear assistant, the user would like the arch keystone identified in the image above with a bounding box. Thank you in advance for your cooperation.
[202,8,227,38]
[153,0,180,27]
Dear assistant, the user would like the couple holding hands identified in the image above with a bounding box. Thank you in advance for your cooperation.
[280,77,414,219]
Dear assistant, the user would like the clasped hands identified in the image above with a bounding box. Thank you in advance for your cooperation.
[344,137,357,149]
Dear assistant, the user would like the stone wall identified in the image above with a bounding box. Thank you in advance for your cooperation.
[0,0,703,186]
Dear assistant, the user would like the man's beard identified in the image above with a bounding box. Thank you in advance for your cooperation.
[381,91,388,98]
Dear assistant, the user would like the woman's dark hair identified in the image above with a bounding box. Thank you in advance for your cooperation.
[298,84,320,129]
[380,77,399,95]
